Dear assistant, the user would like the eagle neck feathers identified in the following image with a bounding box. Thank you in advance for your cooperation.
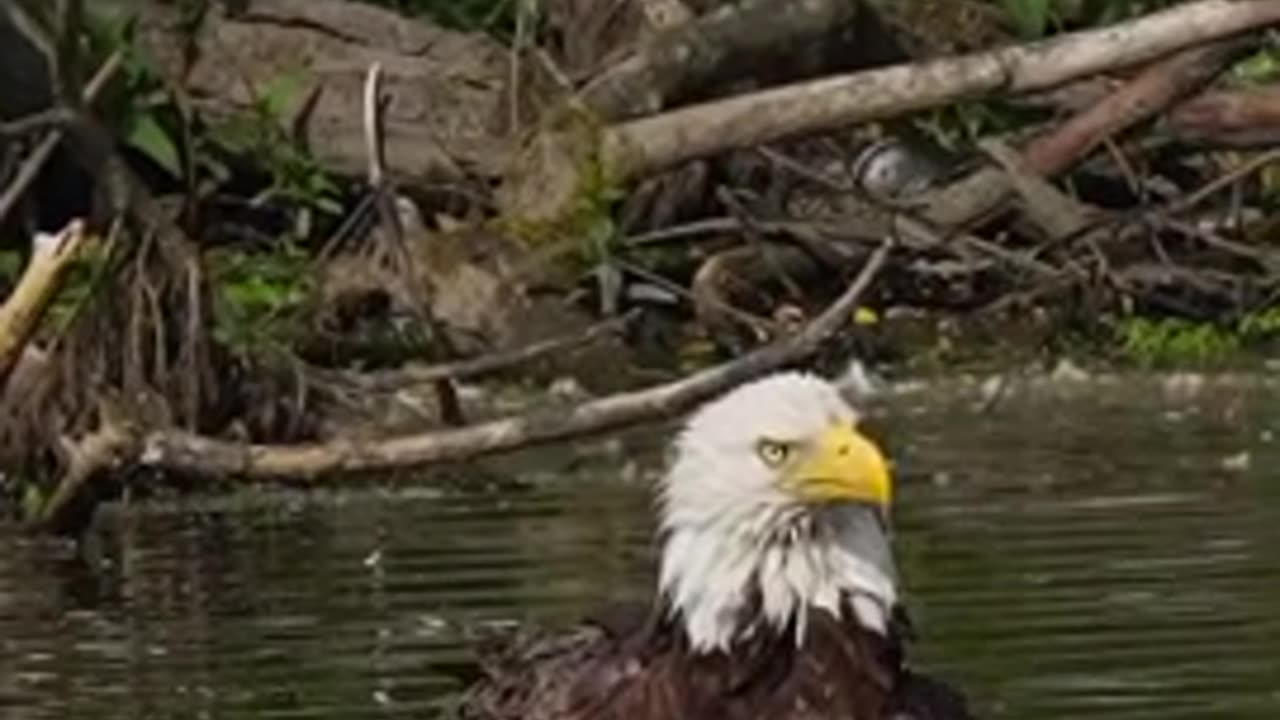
[657,502,899,655]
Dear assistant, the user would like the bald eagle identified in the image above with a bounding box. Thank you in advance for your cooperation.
[454,372,975,720]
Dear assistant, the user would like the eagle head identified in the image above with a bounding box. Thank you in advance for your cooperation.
[656,371,898,654]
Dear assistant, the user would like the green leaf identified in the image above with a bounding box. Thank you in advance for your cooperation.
[1229,42,1280,84]
[1000,0,1051,39]
[260,72,304,120]
[125,112,182,178]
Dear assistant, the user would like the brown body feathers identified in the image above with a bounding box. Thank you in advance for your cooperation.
[453,594,975,720]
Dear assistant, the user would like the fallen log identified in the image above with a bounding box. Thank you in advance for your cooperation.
[608,1,1280,180]
[36,243,888,526]
[578,0,864,121]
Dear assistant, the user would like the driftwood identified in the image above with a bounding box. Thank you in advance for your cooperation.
[605,0,1280,179]
[578,0,864,121]
[501,0,1280,222]
[0,220,89,388]
[918,37,1253,231]
[35,243,888,527]
[1168,83,1280,146]
[642,34,1253,331]
[1021,42,1251,173]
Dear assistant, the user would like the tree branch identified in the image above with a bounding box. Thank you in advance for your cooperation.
[606,0,1280,180]
[0,219,90,389]
[500,0,1280,222]
[579,0,863,121]
[131,243,889,481]
[917,36,1251,230]
[0,48,122,227]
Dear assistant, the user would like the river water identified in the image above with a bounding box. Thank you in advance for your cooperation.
[2,372,1278,719]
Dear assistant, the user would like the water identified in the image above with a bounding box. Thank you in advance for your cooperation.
[2,372,1279,719]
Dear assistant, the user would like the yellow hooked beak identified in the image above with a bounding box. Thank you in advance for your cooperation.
[782,424,892,508]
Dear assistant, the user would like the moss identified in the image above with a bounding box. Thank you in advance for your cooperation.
[1113,308,1280,369]
[495,104,628,271]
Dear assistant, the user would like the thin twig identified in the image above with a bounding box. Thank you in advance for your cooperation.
[361,61,464,426]
[0,108,73,137]
[1164,147,1280,216]
[317,308,640,391]
[1154,216,1280,271]
[364,62,386,190]
[0,49,123,227]
[622,217,744,248]
[716,187,806,301]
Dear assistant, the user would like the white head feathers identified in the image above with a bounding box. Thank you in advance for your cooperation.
[656,371,899,653]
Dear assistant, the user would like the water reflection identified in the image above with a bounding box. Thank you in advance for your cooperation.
[2,373,1279,719]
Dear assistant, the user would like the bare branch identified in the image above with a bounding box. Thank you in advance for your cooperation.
[363,62,386,189]
[0,219,90,389]
[133,243,890,480]
[314,309,639,392]
[603,0,1280,181]
[579,0,863,121]
[504,0,1280,222]
[919,36,1250,230]
[0,49,123,227]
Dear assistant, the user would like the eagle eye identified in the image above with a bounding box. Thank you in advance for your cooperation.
[756,439,792,467]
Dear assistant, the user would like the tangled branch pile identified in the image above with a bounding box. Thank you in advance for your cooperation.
[1,0,1279,530]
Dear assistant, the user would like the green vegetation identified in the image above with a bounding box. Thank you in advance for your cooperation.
[993,0,1188,39]
[208,242,315,357]
[1114,308,1280,368]
[75,9,349,360]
